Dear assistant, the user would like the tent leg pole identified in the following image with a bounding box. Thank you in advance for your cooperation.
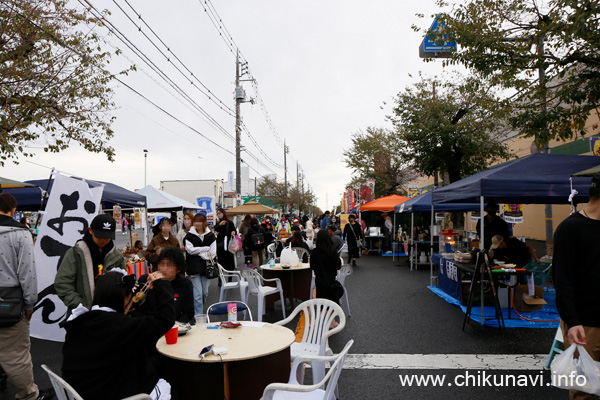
[410,213,414,271]
[430,203,434,287]
[480,196,484,324]
[393,213,396,261]
[143,208,149,246]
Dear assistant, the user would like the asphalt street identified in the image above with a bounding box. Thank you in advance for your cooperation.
[1,240,567,400]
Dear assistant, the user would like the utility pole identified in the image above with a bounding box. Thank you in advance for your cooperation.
[538,35,553,256]
[254,177,257,201]
[296,161,300,215]
[235,51,242,196]
[301,169,304,216]
[284,140,288,213]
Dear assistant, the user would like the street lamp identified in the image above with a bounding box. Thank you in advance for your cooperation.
[143,149,148,187]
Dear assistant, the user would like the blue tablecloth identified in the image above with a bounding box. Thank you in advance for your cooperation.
[433,256,461,300]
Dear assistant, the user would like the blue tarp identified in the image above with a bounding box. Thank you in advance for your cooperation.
[428,286,559,328]
[395,191,480,213]
[432,153,599,205]
[6,178,146,210]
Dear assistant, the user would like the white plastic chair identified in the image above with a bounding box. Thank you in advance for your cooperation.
[218,264,248,303]
[292,247,310,263]
[260,340,354,400]
[42,364,152,400]
[336,265,352,317]
[241,268,286,322]
[206,301,253,322]
[275,299,346,385]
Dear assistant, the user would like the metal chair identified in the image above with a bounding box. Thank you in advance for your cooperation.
[292,247,309,263]
[42,364,152,400]
[275,299,346,385]
[217,264,248,303]
[206,301,253,322]
[241,268,286,322]
[260,340,354,400]
[336,265,352,317]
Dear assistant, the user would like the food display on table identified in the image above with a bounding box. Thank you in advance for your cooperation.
[453,252,472,263]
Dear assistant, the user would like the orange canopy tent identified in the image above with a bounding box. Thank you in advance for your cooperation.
[359,194,410,212]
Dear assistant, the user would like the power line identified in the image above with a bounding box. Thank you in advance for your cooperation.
[240,122,283,169]
[80,0,236,143]
[114,0,236,116]
[116,78,235,155]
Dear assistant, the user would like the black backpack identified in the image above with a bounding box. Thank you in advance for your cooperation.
[251,228,265,250]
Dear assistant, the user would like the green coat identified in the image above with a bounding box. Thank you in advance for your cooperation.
[54,240,126,316]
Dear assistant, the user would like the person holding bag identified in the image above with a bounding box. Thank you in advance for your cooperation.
[343,214,363,266]
[214,208,237,285]
[184,213,217,315]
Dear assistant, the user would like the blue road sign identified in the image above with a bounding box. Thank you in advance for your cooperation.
[421,16,456,53]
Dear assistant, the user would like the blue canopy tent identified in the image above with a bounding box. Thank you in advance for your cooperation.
[6,178,146,210]
[430,153,599,321]
[431,153,598,205]
[394,190,481,268]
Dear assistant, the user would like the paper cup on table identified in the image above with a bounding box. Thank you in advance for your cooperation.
[165,325,178,345]
[195,314,207,329]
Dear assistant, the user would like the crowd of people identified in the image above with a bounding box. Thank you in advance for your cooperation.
[0,191,368,399]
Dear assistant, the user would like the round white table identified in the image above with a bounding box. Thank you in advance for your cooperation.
[260,263,312,309]
[157,322,295,400]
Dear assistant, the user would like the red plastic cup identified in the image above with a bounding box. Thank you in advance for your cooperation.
[165,326,178,345]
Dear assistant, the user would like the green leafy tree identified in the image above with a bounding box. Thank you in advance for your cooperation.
[257,176,318,214]
[256,175,290,211]
[289,186,316,216]
[0,0,130,165]
[342,127,413,197]
[389,74,512,183]
[419,0,600,147]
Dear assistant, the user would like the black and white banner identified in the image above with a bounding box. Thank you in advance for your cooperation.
[30,173,103,342]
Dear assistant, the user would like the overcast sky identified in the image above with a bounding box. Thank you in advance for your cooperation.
[4,0,459,211]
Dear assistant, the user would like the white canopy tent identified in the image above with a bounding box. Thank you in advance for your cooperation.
[136,185,199,210]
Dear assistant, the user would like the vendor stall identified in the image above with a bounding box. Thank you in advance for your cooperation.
[431,153,599,326]
[395,191,479,270]
[359,194,409,256]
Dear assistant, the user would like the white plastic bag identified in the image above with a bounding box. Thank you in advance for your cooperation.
[551,344,600,395]
[280,245,299,267]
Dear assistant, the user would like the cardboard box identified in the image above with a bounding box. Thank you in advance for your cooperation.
[514,284,547,312]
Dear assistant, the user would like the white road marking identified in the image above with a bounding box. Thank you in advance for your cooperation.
[343,354,548,370]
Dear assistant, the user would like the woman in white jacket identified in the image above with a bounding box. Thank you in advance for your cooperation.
[183,213,217,315]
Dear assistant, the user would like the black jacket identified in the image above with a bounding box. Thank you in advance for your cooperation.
[133,274,194,324]
[244,225,267,251]
[62,279,175,400]
[184,230,216,275]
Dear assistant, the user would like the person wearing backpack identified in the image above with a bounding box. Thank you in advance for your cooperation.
[245,218,267,269]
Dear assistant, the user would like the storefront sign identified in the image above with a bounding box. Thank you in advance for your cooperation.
[113,205,122,233]
[503,204,523,224]
[591,137,600,156]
